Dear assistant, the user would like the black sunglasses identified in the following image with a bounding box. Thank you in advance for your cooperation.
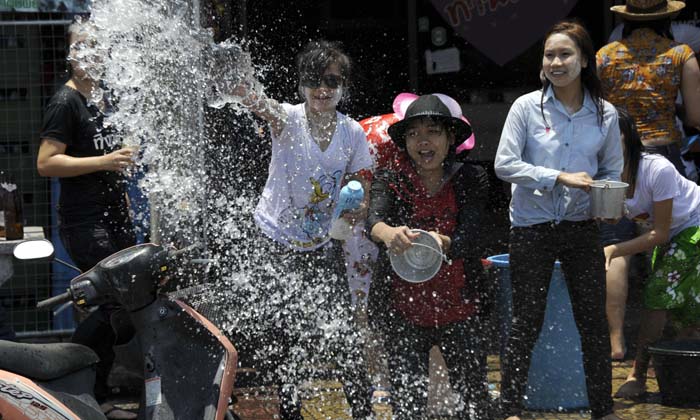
[300,74,344,89]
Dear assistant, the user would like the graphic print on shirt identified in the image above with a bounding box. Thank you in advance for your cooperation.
[92,129,120,151]
[279,170,342,248]
[89,111,121,153]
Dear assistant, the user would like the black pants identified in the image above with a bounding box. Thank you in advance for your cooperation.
[500,221,613,419]
[235,236,373,420]
[60,216,136,401]
[384,315,490,420]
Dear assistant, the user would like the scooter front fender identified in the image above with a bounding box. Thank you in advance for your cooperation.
[130,296,237,420]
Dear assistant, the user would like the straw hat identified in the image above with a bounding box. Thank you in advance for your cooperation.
[611,0,685,21]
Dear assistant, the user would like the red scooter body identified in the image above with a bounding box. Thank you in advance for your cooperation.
[0,242,237,420]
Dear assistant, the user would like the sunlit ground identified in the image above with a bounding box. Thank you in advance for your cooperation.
[228,355,699,420]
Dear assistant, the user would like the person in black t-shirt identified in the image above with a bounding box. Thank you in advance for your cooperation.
[37,20,137,420]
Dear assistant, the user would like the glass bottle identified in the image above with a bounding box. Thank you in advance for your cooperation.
[1,173,23,240]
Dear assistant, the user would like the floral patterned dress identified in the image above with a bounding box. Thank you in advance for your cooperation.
[597,28,694,144]
[647,226,700,326]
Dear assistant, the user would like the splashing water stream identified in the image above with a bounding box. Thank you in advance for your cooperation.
[80,0,361,393]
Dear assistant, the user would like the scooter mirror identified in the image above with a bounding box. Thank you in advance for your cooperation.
[13,239,55,261]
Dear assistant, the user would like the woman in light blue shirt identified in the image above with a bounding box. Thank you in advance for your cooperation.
[494,21,623,420]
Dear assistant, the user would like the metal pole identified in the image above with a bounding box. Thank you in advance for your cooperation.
[408,0,419,92]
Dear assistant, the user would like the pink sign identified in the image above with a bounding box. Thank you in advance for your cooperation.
[430,0,578,65]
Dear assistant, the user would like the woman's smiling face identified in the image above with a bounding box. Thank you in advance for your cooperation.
[542,33,586,89]
[301,62,343,113]
[404,117,454,173]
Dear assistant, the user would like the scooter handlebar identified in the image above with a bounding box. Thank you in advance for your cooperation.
[36,291,72,310]
[168,242,202,258]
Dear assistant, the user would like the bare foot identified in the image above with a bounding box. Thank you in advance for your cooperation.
[505,417,521,420]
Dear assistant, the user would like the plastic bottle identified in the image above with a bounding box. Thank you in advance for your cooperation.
[329,180,364,241]
[0,173,23,240]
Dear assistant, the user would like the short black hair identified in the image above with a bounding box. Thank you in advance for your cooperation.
[296,40,351,85]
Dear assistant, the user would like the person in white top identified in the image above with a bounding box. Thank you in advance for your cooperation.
[604,109,700,400]
[231,40,374,420]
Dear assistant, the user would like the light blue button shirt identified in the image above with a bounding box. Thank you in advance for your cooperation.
[494,87,623,227]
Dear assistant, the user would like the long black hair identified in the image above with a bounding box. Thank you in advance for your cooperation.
[617,107,643,198]
[621,18,673,39]
[539,20,606,129]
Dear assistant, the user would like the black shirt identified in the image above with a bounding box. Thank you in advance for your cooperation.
[40,85,128,223]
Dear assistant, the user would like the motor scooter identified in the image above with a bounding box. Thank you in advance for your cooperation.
[0,240,238,420]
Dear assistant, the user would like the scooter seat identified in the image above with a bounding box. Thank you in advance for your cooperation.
[0,340,99,381]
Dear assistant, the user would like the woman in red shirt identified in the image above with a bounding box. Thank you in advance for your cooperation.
[367,94,491,419]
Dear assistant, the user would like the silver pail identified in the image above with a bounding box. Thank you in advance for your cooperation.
[590,180,629,219]
[389,229,448,283]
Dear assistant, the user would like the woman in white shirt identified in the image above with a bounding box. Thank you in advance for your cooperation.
[604,109,700,400]
[231,40,374,420]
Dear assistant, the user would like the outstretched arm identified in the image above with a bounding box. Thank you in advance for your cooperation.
[232,83,287,138]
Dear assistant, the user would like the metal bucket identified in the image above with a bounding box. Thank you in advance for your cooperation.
[389,229,448,283]
[589,180,628,219]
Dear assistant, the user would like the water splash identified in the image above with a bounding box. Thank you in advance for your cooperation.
[79,0,365,389]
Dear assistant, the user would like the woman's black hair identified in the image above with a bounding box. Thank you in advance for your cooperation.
[296,39,351,99]
[621,18,673,39]
[617,107,643,197]
[539,20,606,129]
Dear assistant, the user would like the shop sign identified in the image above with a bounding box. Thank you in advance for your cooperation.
[429,0,578,65]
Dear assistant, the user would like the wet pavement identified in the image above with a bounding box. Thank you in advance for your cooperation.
[228,356,700,420]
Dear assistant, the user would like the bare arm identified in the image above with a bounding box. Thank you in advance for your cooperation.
[37,138,134,177]
[233,84,287,138]
[604,198,673,264]
[681,55,700,128]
